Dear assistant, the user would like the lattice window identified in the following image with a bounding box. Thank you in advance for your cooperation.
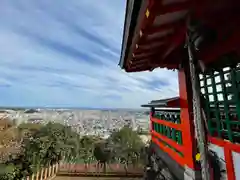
[199,65,240,143]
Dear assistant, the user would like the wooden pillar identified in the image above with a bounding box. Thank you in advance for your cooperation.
[44,168,48,179]
[48,165,52,177]
[56,163,59,173]
[36,171,39,180]
[40,168,44,180]
[70,163,72,172]
[73,163,75,172]
[67,163,70,171]
[73,163,76,172]
[52,164,56,175]
[178,65,198,170]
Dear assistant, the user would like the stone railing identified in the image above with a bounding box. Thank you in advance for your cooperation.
[26,163,59,180]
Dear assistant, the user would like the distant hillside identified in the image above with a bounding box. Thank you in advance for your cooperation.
[0,107,26,111]
[0,107,146,111]
[24,109,39,113]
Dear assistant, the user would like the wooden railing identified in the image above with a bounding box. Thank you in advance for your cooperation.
[24,161,144,179]
[58,162,144,177]
[150,110,186,167]
[26,163,59,180]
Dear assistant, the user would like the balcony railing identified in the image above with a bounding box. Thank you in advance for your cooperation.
[150,108,185,166]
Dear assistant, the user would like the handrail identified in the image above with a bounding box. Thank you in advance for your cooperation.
[151,117,182,130]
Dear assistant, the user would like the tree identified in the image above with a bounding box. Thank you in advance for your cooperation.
[0,120,86,178]
[93,142,112,173]
[0,119,22,164]
[79,136,95,165]
[18,123,43,138]
[32,122,81,164]
[107,126,144,170]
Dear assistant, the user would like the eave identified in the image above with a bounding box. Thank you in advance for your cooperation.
[119,0,144,69]
[141,97,180,108]
[119,0,240,73]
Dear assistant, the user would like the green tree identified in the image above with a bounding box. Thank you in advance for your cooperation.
[93,142,112,173]
[79,136,95,164]
[107,126,144,168]
[0,118,23,166]
[0,121,85,178]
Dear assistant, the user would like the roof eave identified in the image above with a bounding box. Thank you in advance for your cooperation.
[119,0,143,69]
[141,97,180,108]
[119,0,133,69]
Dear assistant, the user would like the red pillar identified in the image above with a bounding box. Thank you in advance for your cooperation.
[150,108,154,140]
[224,148,236,180]
[178,66,198,170]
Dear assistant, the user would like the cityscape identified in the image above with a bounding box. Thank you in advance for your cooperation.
[0,108,150,141]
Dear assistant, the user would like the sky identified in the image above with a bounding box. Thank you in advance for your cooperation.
[0,0,178,108]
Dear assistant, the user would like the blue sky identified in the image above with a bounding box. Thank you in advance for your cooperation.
[0,0,178,108]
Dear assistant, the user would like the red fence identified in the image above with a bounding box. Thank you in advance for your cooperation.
[59,163,143,174]
[209,136,240,180]
[58,163,144,178]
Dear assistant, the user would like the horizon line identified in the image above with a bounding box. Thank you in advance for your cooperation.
[0,106,147,110]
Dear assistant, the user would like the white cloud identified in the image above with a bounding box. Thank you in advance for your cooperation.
[0,0,178,108]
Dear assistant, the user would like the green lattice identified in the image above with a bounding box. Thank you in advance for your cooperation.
[199,66,240,143]
[154,111,181,124]
[152,110,183,156]
[152,121,183,156]
[153,111,182,144]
